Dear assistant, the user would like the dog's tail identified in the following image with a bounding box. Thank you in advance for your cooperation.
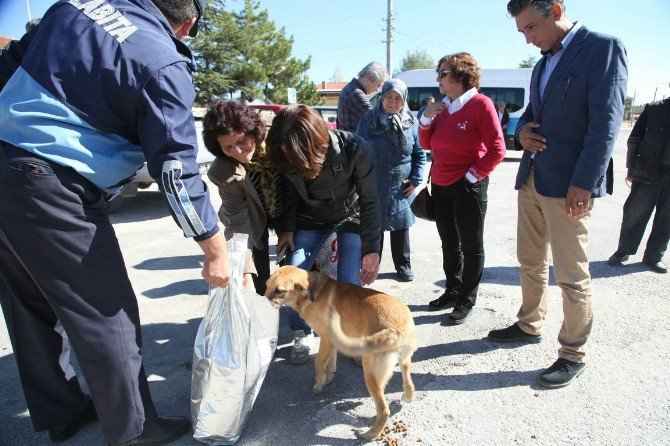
[327,308,401,357]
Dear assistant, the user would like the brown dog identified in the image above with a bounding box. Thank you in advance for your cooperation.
[265,265,417,440]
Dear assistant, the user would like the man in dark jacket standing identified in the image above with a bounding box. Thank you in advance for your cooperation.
[608,94,670,274]
[0,0,231,445]
[337,61,388,132]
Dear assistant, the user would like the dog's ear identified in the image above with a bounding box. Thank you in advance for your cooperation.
[294,275,316,302]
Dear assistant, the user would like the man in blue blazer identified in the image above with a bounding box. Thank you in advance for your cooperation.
[488,0,628,388]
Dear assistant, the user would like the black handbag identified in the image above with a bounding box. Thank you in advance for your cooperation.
[410,170,434,221]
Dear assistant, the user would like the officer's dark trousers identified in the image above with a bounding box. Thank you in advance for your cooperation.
[0,143,156,445]
[616,166,670,263]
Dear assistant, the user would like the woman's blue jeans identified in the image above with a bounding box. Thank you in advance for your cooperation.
[285,230,362,334]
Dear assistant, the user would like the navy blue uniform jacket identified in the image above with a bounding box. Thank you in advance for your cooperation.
[515,25,628,198]
[0,0,219,240]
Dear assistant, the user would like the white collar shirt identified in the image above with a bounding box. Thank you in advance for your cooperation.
[419,87,478,126]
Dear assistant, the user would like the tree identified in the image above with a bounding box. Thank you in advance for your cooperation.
[518,56,538,68]
[190,0,322,105]
[398,49,435,74]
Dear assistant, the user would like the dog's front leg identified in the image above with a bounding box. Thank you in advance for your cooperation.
[313,337,335,393]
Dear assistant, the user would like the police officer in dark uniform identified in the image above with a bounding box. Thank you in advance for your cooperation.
[0,0,231,444]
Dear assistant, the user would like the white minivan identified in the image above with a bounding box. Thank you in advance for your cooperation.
[375,68,533,150]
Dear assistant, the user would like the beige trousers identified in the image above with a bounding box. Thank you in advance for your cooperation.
[516,169,593,363]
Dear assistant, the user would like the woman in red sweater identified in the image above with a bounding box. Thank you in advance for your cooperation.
[419,52,506,324]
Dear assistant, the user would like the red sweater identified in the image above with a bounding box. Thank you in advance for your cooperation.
[419,94,506,186]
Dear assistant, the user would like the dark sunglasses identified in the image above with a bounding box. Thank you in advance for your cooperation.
[436,69,451,79]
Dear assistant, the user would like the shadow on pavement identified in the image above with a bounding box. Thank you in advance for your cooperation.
[589,260,650,278]
[412,369,544,392]
[142,279,209,298]
[134,255,203,271]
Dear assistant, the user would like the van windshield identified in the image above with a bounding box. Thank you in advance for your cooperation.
[479,87,525,113]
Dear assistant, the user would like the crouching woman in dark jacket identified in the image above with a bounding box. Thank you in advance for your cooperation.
[266,104,381,364]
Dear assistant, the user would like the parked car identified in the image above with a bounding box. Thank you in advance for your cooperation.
[248,104,337,130]
[248,104,288,129]
[113,109,215,208]
[312,105,338,129]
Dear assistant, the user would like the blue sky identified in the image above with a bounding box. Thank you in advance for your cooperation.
[1,0,668,103]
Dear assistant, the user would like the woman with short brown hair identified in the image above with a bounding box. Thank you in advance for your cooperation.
[203,100,284,295]
[419,52,506,324]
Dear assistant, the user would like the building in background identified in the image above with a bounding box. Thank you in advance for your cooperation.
[316,81,347,106]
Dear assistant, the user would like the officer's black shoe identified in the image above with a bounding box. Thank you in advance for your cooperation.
[48,398,97,443]
[118,417,191,446]
[607,251,629,266]
[487,323,542,343]
[428,290,458,310]
[447,304,472,325]
[643,259,668,274]
[539,358,585,389]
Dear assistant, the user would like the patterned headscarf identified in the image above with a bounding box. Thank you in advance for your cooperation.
[362,79,415,150]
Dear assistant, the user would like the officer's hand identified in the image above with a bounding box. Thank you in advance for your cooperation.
[202,252,232,288]
[198,233,231,288]
[519,122,547,153]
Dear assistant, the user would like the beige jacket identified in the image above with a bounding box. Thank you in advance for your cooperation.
[208,157,267,276]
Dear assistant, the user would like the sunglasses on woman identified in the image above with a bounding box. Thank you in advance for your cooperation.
[436,69,451,79]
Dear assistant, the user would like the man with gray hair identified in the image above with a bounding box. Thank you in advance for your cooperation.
[337,61,388,132]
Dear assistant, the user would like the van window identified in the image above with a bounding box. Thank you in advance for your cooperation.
[371,88,443,111]
[407,87,442,111]
[479,87,525,113]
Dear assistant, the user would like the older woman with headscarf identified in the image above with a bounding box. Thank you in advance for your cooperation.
[356,79,426,282]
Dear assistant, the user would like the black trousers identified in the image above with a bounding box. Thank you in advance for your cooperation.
[252,226,271,295]
[616,166,670,263]
[379,228,411,271]
[0,143,156,445]
[432,177,488,307]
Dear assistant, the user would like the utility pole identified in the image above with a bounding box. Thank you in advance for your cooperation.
[383,0,395,75]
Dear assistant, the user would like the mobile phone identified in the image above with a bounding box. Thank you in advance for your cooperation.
[276,245,288,265]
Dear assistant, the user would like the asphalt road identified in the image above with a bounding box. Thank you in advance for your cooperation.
[1,125,668,446]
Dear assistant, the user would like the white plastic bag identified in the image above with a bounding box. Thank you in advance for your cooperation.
[191,233,279,445]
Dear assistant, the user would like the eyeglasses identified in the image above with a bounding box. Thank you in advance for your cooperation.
[436,69,451,79]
